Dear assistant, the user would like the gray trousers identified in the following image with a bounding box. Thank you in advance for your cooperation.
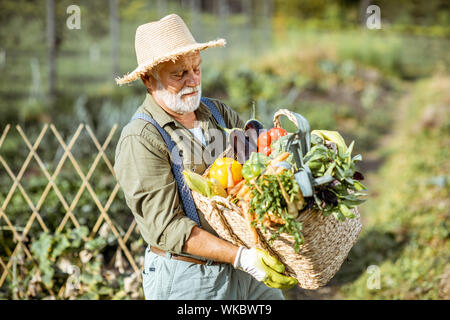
[142,246,285,300]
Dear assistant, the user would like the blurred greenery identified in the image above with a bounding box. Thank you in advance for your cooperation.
[0,0,449,299]
[333,75,450,299]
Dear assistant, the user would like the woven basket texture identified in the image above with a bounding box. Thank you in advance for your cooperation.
[193,109,362,289]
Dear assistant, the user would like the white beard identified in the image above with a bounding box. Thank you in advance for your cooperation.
[153,80,202,114]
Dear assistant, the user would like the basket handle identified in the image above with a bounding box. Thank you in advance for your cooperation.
[273,109,334,197]
[274,110,315,196]
[273,109,311,156]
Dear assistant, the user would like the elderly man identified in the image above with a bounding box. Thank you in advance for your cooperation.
[114,14,296,300]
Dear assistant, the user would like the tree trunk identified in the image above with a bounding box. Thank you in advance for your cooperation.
[258,0,273,49]
[110,0,120,80]
[243,0,253,53]
[218,0,229,36]
[263,0,273,45]
[217,0,228,58]
[46,0,56,109]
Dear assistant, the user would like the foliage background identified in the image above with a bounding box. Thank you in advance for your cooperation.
[0,0,449,299]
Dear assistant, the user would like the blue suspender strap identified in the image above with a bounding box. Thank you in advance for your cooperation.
[200,97,227,129]
[130,112,202,227]
[130,97,229,228]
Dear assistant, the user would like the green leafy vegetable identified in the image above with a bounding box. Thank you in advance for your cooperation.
[305,133,368,218]
[248,170,305,252]
[242,152,269,180]
[259,128,367,223]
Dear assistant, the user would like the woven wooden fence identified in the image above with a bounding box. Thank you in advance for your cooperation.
[0,123,141,298]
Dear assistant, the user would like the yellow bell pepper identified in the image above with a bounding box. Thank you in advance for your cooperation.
[209,157,243,189]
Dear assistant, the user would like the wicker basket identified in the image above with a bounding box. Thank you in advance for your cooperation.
[192,109,362,290]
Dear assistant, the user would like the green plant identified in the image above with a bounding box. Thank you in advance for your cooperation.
[2,226,144,299]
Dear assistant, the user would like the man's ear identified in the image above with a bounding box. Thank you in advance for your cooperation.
[141,72,156,92]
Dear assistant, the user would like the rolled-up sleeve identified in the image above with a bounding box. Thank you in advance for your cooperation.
[114,132,197,254]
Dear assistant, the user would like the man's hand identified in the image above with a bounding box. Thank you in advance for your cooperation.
[233,246,298,289]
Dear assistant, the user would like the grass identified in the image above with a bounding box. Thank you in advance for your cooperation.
[333,75,450,299]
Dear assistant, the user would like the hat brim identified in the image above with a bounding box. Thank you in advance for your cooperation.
[115,38,226,85]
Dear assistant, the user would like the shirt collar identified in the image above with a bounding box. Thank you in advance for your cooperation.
[141,93,213,128]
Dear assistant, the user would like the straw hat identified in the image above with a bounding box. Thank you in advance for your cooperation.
[115,14,226,85]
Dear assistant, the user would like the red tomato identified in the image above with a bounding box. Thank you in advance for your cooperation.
[260,146,271,156]
[268,128,287,142]
[257,131,271,155]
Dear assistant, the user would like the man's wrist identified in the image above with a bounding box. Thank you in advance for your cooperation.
[183,226,241,264]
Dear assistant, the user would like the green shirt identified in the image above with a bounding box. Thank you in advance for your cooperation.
[113,93,244,258]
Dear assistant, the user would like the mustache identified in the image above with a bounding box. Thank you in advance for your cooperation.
[178,85,201,97]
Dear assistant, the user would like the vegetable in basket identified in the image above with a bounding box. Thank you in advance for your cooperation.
[229,151,306,251]
[209,157,243,189]
[182,170,227,198]
[256,128,287,156]
[269,134,293,163]
[270,128,367,222]
[311,129,348,153]
[304,132,367,221]
[217,104,264,163]
[230,105,367,252]
[257,131,271,156]
[241,152,269,181]
[268,128,288,141]
[247,168,306,252]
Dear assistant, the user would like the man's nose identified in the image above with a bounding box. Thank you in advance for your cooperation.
[185,70,201,87]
